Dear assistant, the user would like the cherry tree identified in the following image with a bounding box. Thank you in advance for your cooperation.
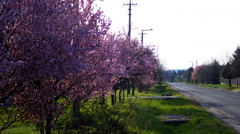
[191,65,205,83]
[107,35,159,102]
[0,0,30,131]
[134,46,158,92]
[1,0,112,133]
[1,0,159,133]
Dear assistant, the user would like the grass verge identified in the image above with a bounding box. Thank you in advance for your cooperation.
[200,84,240,91]
[1,124,38,134]
[186,82,240,91]
[1,83,237,134]
[108,83,236,134]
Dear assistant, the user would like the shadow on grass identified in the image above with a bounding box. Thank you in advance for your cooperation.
[154,84,167,90]
[147,83,178,95]
[158,98,193,107]
[128,98,234,134]
[119,83,236,134]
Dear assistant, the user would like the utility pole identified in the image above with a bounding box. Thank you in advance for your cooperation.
[124,0,137,39]
[123,0,137,97]
[139,29,153,45]
[141,32,147,45]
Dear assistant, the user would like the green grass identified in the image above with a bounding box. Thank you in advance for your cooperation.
[1,124,38,134]
[123,84,185,98]
[115,99,228,134]
[107,83,236,134]
[0,107,39,134]
[1,83,237,134]
[192,83,240,91]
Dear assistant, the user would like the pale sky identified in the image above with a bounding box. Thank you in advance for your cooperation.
[95,0,240,70]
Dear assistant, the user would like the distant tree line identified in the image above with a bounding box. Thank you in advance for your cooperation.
[164,46,240,87]
[191,59,221,84]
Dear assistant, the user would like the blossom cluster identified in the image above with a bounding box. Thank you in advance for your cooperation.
[0,0,159,132]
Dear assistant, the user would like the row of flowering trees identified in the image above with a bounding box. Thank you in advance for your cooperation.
[191,59,220,84]
[0,0,159,133]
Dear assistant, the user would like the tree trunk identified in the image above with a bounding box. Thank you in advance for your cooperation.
[119,88,122,102]
[122,88,124,102]
[122,82,125,102]
[131,79,135,96]
[127,79,131,96]
[111,94,115,105]
[39,122,45,134]
[228,78,232,87]
[46,113,53,134]
[73,99,80,118]
[101,93,105,103]
[38,123,44,134]
[114,89,117,103]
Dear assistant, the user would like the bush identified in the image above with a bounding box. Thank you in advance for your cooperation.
[54,99,133,134]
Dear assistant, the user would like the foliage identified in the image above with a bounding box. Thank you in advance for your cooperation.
[183,67,193,82]
[1,0,113,133]
[54,99,134,134]
[209,60,220,84]
[164,71,177,82]
[111,84,236,134]
[222,63,233,87]
[191,60,220,84]
[3,83,236,134]
[230,46,240,78]
[221,46,240,87]
[174,76,184,82]
[0,0,159,133]
[154,61,166,83]
[192,65,207,83]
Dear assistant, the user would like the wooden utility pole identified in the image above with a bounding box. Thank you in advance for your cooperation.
[124,0,137,39]
[123,0,137,97]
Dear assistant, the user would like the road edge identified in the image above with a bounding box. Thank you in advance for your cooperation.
[167,83,240,134]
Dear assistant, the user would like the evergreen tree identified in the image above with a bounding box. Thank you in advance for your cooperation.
[231,46,240,78]
[222,62,233,87]
[183,67,193,82]
[209,60,220,84]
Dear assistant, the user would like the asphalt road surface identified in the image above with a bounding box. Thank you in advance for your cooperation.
[168,82,240,133]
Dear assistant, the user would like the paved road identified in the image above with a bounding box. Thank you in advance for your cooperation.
[168,82,240,133]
